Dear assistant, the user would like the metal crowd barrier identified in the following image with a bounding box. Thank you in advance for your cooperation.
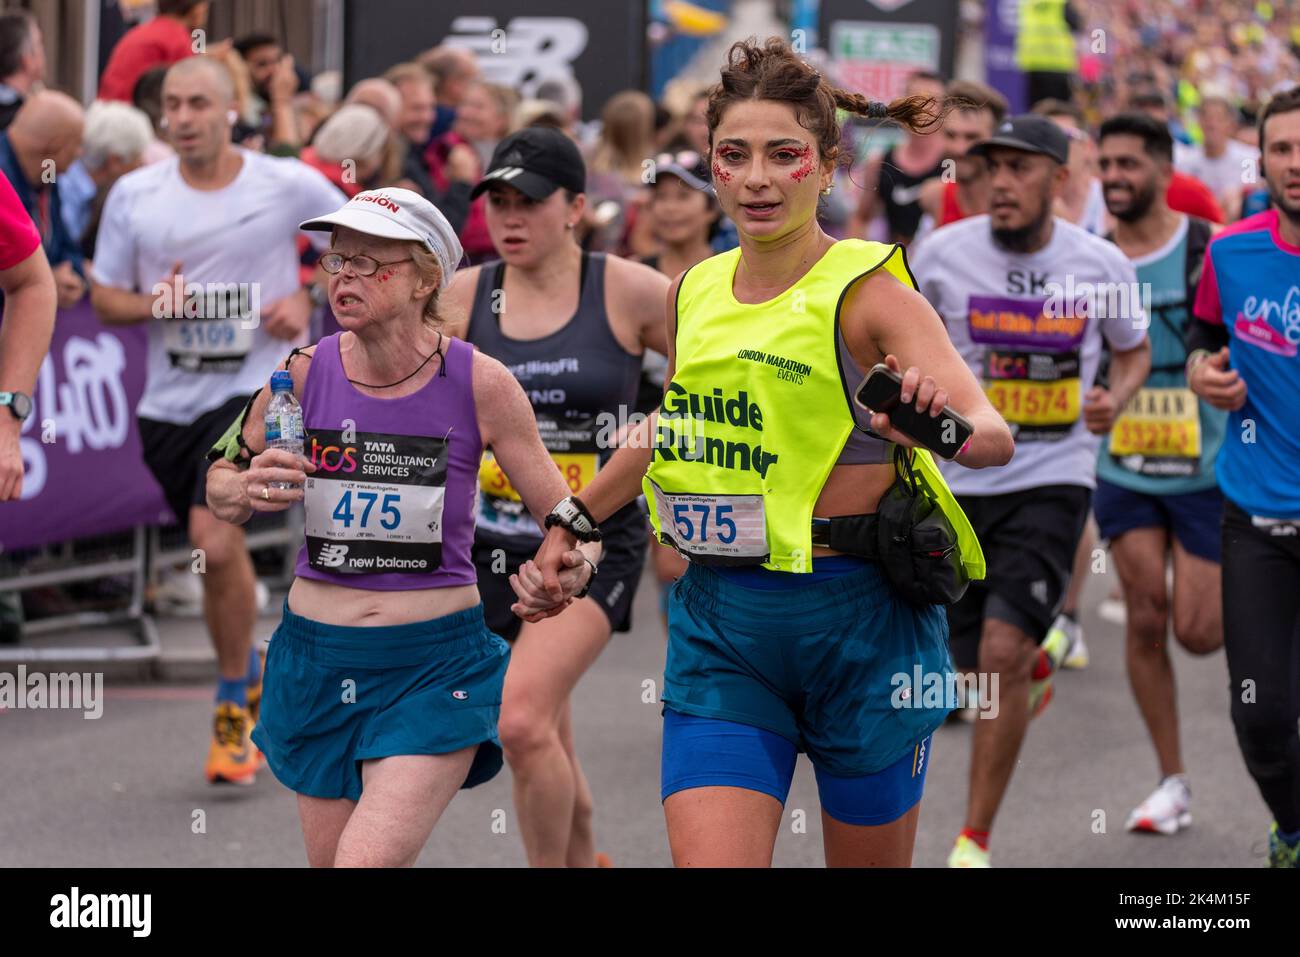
[0,509,303,663]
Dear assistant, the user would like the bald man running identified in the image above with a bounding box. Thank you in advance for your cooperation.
[90,56,347,784]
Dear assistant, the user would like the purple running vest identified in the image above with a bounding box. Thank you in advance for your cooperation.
[293,332,480,590]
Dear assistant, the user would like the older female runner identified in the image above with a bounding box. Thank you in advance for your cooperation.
[206,188,595,867]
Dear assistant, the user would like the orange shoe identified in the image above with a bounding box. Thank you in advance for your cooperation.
[595,852,613,868]
[205,702,258,785]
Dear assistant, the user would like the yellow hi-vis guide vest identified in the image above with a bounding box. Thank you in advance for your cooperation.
[1015,0,1078,73]
[643,239,985,579]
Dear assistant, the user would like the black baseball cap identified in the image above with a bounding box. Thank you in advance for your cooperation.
[470,126,587,200]
[969,114,1070,165]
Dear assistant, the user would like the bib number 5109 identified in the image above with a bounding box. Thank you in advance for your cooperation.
[671,502,736,544]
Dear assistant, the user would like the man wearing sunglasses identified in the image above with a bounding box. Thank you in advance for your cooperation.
[90,56,346,786]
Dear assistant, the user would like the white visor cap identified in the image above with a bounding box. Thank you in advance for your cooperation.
[300,188,464,289]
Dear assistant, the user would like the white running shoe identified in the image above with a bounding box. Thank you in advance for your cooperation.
[155,567,270,617]
[1098,584,1127,626]
[1125,775,1192,835]
[1064,628,1088,669]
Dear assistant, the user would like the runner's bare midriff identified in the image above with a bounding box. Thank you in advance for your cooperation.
[287,577,481,627]
[811,461,895,558]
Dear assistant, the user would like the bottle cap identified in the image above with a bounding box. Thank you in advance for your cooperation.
[270,370,294,393]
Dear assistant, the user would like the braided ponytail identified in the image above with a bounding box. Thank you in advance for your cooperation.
[832,88,944,133]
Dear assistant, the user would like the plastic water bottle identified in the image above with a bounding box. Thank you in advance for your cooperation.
[264,370,304,490]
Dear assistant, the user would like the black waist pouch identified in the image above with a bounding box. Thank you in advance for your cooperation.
[876,447,969,606]
[814,447,969,606]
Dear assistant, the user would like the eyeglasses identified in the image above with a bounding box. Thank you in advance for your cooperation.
[319,252,413,277]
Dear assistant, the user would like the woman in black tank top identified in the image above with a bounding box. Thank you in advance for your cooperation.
[443,127,671,867]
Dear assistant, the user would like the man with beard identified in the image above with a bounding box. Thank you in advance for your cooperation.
[912,115,1152,867]
[1094,113,1225,838]
[1187,86,1300,868]
[233,33,301,151]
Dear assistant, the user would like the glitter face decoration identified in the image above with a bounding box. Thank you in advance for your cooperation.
[789,145,816,183]
[377,269,395,283]
[711,157,734,186]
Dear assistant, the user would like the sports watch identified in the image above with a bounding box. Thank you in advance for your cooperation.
[0,391,32,422]
[544,495,602,542]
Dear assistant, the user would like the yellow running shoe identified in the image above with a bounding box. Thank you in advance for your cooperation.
[1048,613,1088,670]
[205,702,258,785]
[948,835,991,868]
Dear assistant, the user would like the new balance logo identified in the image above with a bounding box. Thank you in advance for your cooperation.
[317,544,349,567]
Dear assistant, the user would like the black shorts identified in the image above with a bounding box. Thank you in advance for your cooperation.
[138,394,250,533]
[473,501,649,642]
[946,484,1091,667]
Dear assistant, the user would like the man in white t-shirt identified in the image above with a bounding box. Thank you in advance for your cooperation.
[1177,97,1258,208]
[90,56,346,785]
[911,115,1151,868]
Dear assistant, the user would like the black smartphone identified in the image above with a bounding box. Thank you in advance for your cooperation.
[854,364,974,461]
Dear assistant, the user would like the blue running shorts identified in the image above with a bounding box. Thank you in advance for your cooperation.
[252,602,509,801]
[661,559,951,816]
[1093,478,1224,563]
[662,710,935,825]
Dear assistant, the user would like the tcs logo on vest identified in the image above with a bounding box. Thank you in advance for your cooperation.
[309,436,357,472]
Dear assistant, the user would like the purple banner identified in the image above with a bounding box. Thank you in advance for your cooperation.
[0,299,171,552]
[968,294,1086,352]
[984,0,1026,115]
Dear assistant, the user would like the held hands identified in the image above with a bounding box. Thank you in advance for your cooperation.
[508,525,592,622]
[867,353,951,449]
[244,448,316,512]
[1082,386,1119,435]
[1189,347,1247,411]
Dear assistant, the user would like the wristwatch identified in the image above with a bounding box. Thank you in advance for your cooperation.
[0,391,32,422]
[544,495,603,542]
